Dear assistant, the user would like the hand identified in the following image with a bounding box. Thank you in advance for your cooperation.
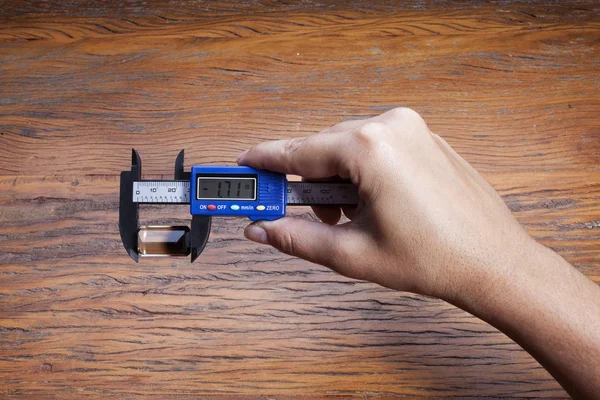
[236,107,537,302]
[238,108,600,398]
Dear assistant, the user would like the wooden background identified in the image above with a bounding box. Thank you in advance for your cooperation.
[1,1,598,398]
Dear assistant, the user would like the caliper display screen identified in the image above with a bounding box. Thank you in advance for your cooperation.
[196,176,256,200]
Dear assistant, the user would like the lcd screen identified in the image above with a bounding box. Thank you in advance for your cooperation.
[196,176,256,200]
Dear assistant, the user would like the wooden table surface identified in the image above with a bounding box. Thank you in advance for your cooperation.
[1,1,598,398]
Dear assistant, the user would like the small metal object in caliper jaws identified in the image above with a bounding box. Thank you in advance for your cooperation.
[118,149,211,262]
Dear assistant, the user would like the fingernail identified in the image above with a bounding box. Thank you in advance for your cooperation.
[244,222,270,244]
[236,150,248,164]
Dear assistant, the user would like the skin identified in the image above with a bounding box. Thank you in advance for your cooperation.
[237,108,600,399]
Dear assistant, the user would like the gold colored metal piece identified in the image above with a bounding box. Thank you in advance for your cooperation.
[137,226,190,257]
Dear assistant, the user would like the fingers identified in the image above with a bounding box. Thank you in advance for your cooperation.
[321,108,426,136]
[303,177,343,224]
[237,132,353,179]
[311,205,341,225]
[244,217,365,277]
[237,109,423,200]
[318,107,425,136]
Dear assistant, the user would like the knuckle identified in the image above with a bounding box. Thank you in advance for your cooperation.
[353,122,388,148]
[388,106,422,122]
[384,107,429,139]
[273,228,297,256]
[282,137,306,159]
[281,137,308,173]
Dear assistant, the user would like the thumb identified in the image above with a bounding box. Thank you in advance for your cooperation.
[244,217,355,272]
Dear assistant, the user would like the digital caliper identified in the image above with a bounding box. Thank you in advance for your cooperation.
[119,150,359,262]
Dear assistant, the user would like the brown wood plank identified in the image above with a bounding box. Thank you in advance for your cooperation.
[1,1,598,398]
[1,6,599,175]
[0,171,597,397]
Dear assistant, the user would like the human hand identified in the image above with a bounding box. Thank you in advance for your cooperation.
[237,108,538,302]
[238,108,600,398]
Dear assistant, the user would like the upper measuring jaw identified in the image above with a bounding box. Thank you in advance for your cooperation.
[119,149,359,262]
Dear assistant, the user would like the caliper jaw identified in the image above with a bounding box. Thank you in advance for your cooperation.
[119,149,141,262]
[118,149,211,262]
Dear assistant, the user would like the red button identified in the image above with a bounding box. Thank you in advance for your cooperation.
[207,204,216,210]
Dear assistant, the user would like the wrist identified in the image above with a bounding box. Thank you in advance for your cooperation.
[441,237,546,320]
[441,238,600,399]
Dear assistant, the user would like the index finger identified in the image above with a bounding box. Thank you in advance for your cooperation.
[237,133,353,180]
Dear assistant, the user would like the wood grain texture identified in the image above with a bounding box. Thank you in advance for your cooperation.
[0,1,598,398]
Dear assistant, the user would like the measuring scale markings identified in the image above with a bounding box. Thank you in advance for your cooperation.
[134,181,357,205]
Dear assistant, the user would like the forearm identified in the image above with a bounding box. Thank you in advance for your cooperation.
[453,242,600,399]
